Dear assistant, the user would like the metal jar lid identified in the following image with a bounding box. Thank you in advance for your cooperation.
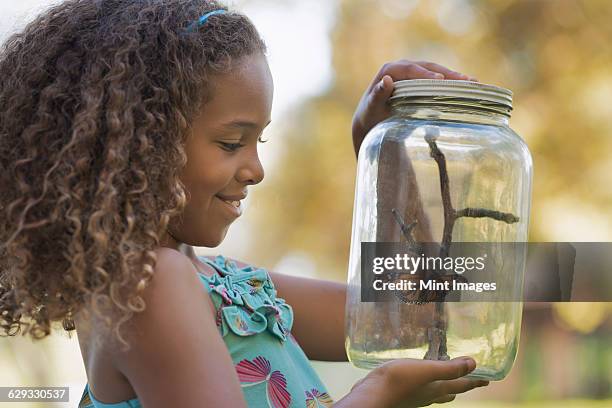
[390,79,513,110]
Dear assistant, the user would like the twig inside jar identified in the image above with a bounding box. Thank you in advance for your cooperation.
[391,128,520,361]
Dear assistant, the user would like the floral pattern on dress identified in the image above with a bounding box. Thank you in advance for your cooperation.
[305,388,334,408]
[196,255,333,408]
[236,356,292,408]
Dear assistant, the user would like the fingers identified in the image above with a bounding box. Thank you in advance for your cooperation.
[419,377,487,406]
[421,378,488,406]
[381,357,476,388]
[371,61,442,89]
[414,61,478,81]
[431,394,456,404]
[432,377,489,396]
[370,74,394,104]
[372,60,478,90]
[421,357,477,383]
[375,358,486,408]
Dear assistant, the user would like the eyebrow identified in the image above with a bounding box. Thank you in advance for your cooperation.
[219,119,272,130]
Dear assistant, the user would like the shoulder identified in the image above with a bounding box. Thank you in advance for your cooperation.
[74,247,223,405]
[112,247,209,352]
[125,246,210,328]
[153,247,198,277]
[106,247,247,406]
[75,248,202,349]
[85,247,211,371]
[127,247,206,315]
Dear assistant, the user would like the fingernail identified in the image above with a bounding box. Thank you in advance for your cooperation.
[462,357,476,372]
[434,73,444,79]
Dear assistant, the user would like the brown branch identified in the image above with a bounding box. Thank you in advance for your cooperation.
[455,207,519,223]
[391,208,417,245]
[425,134,455,259]
[389,131,520,361]
[418,131,520,361]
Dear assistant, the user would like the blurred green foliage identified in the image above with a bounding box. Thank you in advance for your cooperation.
[248,0,612,281]
[242,0,612,401]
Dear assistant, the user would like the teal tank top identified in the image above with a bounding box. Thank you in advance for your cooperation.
[78,255,333,408]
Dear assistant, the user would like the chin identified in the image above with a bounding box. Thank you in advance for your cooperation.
[199,229,229,248]
[202,239,223,248]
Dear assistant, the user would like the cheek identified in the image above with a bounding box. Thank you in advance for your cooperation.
[181,141,238,196]
[184,166,235,207]
[181,150,222,189]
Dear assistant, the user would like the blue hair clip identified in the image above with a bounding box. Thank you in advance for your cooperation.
[185,9,227,33]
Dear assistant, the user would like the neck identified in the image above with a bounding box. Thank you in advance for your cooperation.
[159,229,194,258]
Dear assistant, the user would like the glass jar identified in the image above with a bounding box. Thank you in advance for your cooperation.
[345,79,533,380]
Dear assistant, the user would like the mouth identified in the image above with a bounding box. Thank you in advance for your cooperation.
[220,198,241,208]
[215,194,244,217]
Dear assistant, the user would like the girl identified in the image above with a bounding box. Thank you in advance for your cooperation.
[0,1,488,407]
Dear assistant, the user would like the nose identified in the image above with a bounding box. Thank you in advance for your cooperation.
[236,149,265,186]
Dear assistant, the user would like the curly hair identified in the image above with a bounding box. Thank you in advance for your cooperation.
[0,0,266,350]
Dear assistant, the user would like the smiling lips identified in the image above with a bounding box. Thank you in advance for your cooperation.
[222,199,241,208]
[216,193,246,217]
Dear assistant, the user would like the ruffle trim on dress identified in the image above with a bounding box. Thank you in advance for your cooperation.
[197,255,293,342]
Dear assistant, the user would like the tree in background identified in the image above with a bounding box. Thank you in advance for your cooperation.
[248,0,612,282]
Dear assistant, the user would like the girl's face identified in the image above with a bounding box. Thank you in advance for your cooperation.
[165,53,273,248]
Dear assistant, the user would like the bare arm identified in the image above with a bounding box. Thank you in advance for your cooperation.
[110,248,248,408]
[269,272,348,362]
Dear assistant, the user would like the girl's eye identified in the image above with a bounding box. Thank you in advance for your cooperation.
[219,142,245,152]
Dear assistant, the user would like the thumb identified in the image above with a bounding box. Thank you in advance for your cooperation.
[422,357,477,383]
[371,74,394,103]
